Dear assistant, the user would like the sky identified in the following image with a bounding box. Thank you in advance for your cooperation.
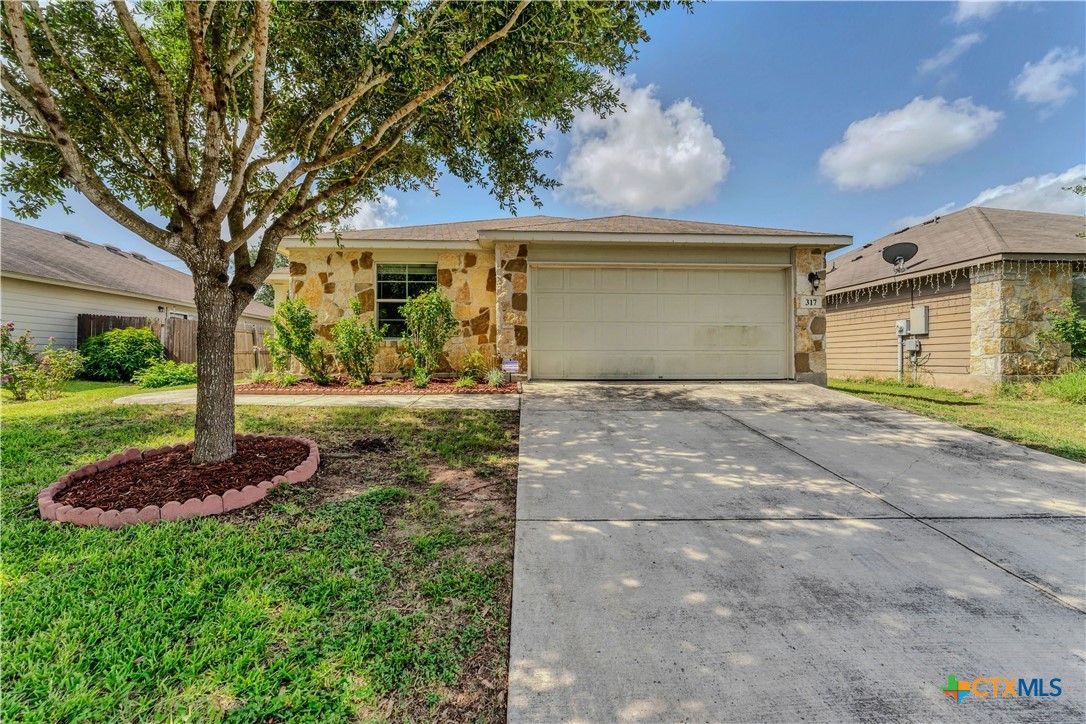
[3,0,1085,269]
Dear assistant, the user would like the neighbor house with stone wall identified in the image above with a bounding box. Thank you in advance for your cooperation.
[825,207,1085,390]
[271,215,850,384]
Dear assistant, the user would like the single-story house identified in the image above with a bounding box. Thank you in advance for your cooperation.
[825,207,1086,390]
[1,219,272,348]
[272,215,850,384]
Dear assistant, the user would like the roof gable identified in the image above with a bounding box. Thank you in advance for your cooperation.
[0,219,272,318]
[826,207,1086,292]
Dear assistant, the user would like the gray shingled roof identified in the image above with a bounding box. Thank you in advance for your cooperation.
[826,207,1086,292]
[493,214,844,237]
[0,219,272,318]
[318,215,571,241]
[318,213,843,242]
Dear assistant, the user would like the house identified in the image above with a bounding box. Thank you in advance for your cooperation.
[0,219,272,348]
[825,207,1086,390]
[272,215,851,384]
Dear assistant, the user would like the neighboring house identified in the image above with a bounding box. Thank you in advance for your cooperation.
[273,215,850,384]
[1,219,272,348]
[825,207,1086,390]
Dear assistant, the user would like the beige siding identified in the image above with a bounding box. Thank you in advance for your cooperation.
[826,282,971,383]
[0,276,268,348]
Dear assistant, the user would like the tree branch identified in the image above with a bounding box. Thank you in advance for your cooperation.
[111,0,192,189]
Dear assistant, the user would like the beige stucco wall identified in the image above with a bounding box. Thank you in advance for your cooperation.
[286,248,495,374]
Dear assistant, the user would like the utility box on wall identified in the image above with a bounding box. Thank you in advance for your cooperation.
[910,305,929,335]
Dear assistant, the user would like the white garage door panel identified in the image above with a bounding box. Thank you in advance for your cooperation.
[530,266,789,380]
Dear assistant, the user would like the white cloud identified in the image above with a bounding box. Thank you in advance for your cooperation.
[347,193,399,230]
[950,1,1005,24]
[918,33,983,76]
[820,96,1002,190]
[560,75,729,213]
[891,163,1086,228]
[1011,47,1085,108]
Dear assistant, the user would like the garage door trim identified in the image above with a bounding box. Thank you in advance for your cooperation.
[527,262,796,381]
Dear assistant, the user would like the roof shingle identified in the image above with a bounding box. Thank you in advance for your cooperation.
[826,207,1086,292]
[0,219,272,318]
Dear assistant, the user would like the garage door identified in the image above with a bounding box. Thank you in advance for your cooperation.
[530,265,789,380]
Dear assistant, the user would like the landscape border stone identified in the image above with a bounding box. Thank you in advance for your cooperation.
[39,434,320,528]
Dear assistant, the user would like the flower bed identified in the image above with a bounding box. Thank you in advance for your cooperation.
[39,434,320,528]
[236,377,519,395]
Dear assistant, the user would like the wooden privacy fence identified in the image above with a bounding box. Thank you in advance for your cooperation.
[77,314,272,376]
[77,314,161,344]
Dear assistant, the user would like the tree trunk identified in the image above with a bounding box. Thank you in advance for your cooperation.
[192,273,243,463]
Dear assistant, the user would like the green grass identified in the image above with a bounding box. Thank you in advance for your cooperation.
[1,383,519,721]
[829,377,1086,462]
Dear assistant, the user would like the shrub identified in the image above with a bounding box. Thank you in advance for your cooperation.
[25,345,83,400]
[132,359,198,388]
[453,375,476,388]
[1,322,37,400]
[486,368,506,387]
[400,288,458,376]
[276,370,301,386]
[269,298,332,385]
[412,366,431,388]
[247,366,269,383]
[460,350,487,381]
[1041,365,1086,404]
[78,326,164,381]
[333,297,387,384]
[1038,299,1086,359]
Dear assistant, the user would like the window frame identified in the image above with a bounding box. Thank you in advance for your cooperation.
[375,262,439,340]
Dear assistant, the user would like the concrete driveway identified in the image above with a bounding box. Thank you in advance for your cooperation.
[508,382,1086,723]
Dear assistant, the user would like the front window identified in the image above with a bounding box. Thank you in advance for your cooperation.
[376,263,438,338]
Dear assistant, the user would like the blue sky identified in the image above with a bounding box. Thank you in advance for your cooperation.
[5,1,1085,268]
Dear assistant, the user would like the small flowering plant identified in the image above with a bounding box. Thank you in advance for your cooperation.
[1039,299,1086,360]
[1,324,83,400]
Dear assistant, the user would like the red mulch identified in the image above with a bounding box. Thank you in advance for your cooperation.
[236,377,518,395]
[54,438,310,511]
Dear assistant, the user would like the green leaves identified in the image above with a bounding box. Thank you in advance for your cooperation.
[269,298,332,385]
[332,297,387,385]
[398,288,458,376]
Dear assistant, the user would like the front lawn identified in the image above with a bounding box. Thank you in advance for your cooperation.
[1,383,519,721]
[829,377,1086,463]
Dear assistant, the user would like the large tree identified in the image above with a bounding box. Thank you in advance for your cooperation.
[1,0,678,462]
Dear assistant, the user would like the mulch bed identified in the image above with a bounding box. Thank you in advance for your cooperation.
[54,438,310,511]
[236,377,518,395]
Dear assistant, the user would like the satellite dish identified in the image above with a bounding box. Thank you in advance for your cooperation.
[881,241,918,274]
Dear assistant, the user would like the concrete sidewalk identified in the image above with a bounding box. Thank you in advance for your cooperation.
[114,387,520,410]
[509,381,1086,723]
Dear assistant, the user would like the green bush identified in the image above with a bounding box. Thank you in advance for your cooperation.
[400,288,458,376]
[78,326,164,381]
[460,350,487,381]
[333,297,387,384]
[1041,366,1086,404]
[132,359,198,388]
[1,322,37,400]
[453,375,476,388]
[1039,299,1086,359]
[25,346,83,400]
[486,368,506,387]
[269,298,332,385]
[412,366,431,388]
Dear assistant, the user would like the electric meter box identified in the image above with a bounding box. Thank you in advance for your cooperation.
[904,338,921,352]
[895,319,910,337]
[910,305,929,335]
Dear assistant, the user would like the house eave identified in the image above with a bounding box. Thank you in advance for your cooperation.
[476,229,851,249]
[825,251,1086,297]
[278,237,483,252]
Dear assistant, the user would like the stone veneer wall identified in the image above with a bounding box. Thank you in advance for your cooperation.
[287,248,496,375]
[792,246,827,386]
[969,262,1074,380]
[494,242,529,373]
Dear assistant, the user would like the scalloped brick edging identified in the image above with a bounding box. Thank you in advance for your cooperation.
[38,434,320,528]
